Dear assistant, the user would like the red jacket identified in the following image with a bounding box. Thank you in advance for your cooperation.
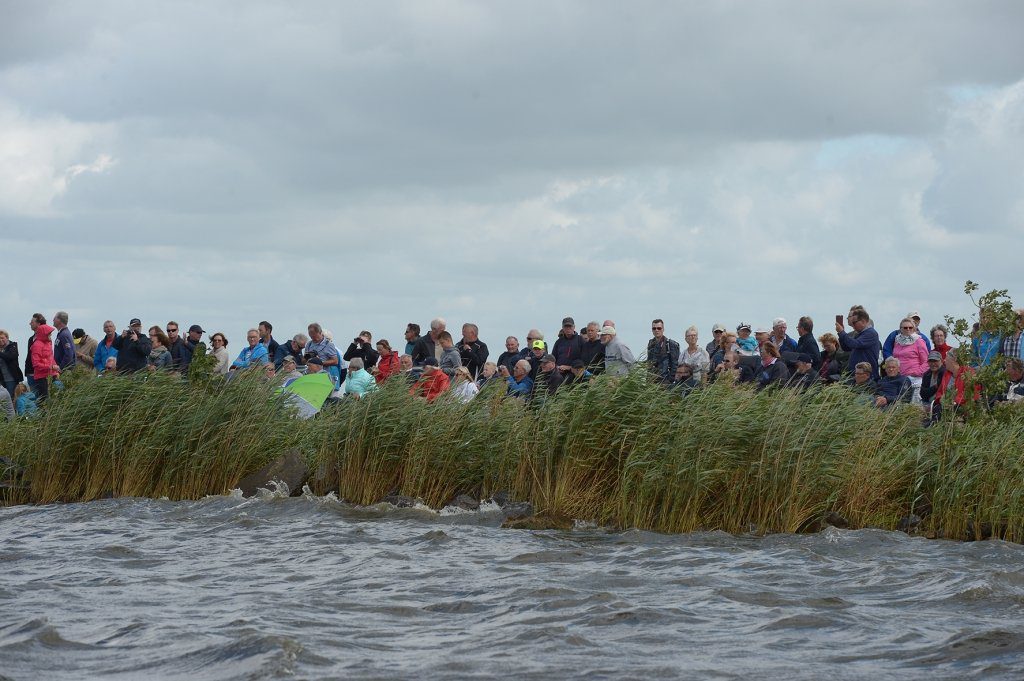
[410,370,450,402]
[375,351,400,383]
[935,366,980,407]
[31,324,59,380]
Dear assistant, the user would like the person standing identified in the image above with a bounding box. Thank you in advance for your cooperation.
[795,316,822,371]
[679,326,711,383]
[0,329,24,396]
[52,311,76,372]
[600,326,635,376]
[29,316,59,402]
[72,328,98,367]
[646,319,679,384]
[114,318,153,373]
[258,321,280,363]
[551,317,583,373]
[837,307,882,380]
[457,323,489,380]
[165,321,192,373]
[93,321,119,373]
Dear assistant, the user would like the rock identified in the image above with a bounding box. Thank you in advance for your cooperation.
[502,513,573,531]
[501,501,534,521]
[236,449,309,498]
[380,494,418,508]
[966,518,1005,541]
[487,490,511,507]
[448,494,479,511]
[825,511,849,529]
[897,514,921,533]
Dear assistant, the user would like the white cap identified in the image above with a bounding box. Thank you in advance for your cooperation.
[599,325,616,336]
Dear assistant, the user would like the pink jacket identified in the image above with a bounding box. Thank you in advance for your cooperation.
[31,324,59,380]
[892,337,929,377]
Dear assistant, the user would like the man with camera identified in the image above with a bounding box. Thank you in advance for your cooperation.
[113,318,152,373]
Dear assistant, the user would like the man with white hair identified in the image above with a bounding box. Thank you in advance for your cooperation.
[580,321,605,374]
[600,325,635,376]
[412,317,446,366]
[52,311,76,371]
[230,329,270,370]
[769,318,798,353]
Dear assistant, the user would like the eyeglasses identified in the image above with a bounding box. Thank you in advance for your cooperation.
[713,330,723,333]
[900,326,914,331]
[651,326,663,331]
[166,328,178,333]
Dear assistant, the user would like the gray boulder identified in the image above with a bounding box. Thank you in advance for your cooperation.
[236,449,309,498]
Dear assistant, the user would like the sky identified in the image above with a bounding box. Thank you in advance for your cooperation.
[2,1,1023,356]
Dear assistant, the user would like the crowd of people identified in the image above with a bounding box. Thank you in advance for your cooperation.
[2,307,1022,423]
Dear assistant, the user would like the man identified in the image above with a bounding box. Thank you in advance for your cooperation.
[305,323,341,385]
[670,364,700,397]
[344,331,380,368]
[182,324,207,372]
[1001,309,1024,360]
[457,323,489,379]
[706,323,726,356]
[564,359,592,387]
[231,329,270,371]
[795,316,822,370]
[412,318,446,366]
[600,326,635,376]
[500,359,534,399]
[404,323,421,356]
[837,307,882,380]
[52,311,76,371]
[497,336,521,374]
[517,329,546,363]
[165,321,192,373]
[754,327,771,350]
[551,317,583,373]
[305,355,324,374]
[882,311,932,359]
[580,321,605,374]
[409,357,450,401]
[72,328,98,366]
[258,321,280,363]
[646,319,679,384]
[735,323,758,356]
[533,353,564,399]
[114,318,152,373]
[999,357,1024,403]
[437,331,462,377]
[399,353,421,382]
[93,320,119,373]
[526,339,546,378]
[277,334,309,369]
[919,351,946,420]
[769,318,798,354]
[787,353,819,391]
[279,356,303,383]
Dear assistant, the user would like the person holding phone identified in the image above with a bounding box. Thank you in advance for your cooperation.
[836,307,881,380]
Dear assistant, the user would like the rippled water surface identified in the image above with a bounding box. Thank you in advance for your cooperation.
[2,493,1024,680]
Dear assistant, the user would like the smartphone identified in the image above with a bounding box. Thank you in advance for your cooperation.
[835,314,844,325]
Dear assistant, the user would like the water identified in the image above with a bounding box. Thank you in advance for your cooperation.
[2,492,1024,680]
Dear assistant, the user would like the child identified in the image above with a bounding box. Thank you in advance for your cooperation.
[14,383,39,418]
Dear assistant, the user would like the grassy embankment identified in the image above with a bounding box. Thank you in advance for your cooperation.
[2,370,1022,541]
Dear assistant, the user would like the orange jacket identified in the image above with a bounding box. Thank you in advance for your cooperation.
[935,366,981,407]
[375,351,401,383]
[410,370,450,401]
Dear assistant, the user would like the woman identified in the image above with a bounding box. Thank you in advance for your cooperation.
[148,327,173,371]
[373,339,400,383]
[875,357,913,409]
[757,342,789,390]
[817,332,850,383]
[29,316,59,402]
[679,326,711,383]
[343,357,377,398]
[0,329,24,397]
[451,366,479,403]
[891,318,929,403]
[935,351,981,420]
[930,324,952,361]
[210,333,231,375]
[919,351,945,423]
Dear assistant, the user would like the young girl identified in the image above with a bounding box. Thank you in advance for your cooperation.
[14,383,39,417]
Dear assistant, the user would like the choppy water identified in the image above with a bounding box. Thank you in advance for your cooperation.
[2,492,1024,680]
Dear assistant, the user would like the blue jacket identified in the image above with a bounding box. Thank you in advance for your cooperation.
[882,330,932,359]
[344,368,377,397]
[93,338,119,372]
[54,327,76,370]
[16,392,39,417]
[506,375,534,399]
[839,326,881,379]
[877,374,912,407]
[972,332,1002,367]
[231,343,270,369]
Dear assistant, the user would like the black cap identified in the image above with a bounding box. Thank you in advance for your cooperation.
[188,324,205,334]
[129,318,142,326]
[797,353,813,364]
[422,357,439,367]
[541,354,556,364]
[72,328,85,339]
[562,316,575,326]
[306,355,324,366]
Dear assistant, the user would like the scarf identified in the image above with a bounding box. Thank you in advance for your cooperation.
[895,332,917,346]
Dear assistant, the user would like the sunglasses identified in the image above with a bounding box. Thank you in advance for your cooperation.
[652,326,663,331]
[166,328,178,333]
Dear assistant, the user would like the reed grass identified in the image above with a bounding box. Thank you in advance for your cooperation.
[3,369,1023,542]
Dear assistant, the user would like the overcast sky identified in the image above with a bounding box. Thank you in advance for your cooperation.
[2,1,1022,355]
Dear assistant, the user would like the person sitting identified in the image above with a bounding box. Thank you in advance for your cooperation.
[344,331,380,369]
[343,357,378,398]
[580,322,605,374]
[525,338,546,379]
[875,357,913,409]
[817,332,849,384]
[670,363,699,397]
[102,356,118,373]
[500,359,534,399]
[209,333,231,375]
[276,334,309,370]
[847,361,878,400]
[437,331,463,378]
[710,331,739,375]
[147,327,173,371]
[231,328,270,371]
[304,323,341,386]
[769,318,798,353]
[714,351,755,384]
[996,357,1024,404]
[679,326,711,383]
[533,353,565,399]
[451,366,480,403]
[477,361,499,389]
[935,351,981,419]
[305,355,325,374]
[564,359,593,387]
[398,354,421,383]
[373,339,401,383]
[735,323,758,356]
[14,383,38,418]
[409,357,450,402]
[646,319,679,384]
[787,354,819,391]
[919,351,945,422]
[757,342,789,390]
[278,356,303,383]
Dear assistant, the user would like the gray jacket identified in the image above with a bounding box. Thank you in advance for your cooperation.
[0,386,13,422]
[439,346,463,378]
[603,338,636,376]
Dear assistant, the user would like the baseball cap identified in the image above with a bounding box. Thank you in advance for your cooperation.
[712,323,726,333]
[737,323,751,332]
[422,357,439,367]
[561,316,575,327]
[129,318,142,326]
[188,324,205,334]
[540,354,556,364]
[306,355,324,366]
[531,339,546,349]
[797,353,813,364]
[927,351,942,361]
[599,326,616,336]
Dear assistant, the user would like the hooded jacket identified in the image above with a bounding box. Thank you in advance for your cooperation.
[375,351,401,383]
[30,325,59,380]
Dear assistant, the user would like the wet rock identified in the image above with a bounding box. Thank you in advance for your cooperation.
[966,519,1005,541]
[501,501,534,521]
[380,494,418,508]
[487,490,511,507]
[448,494,479,511]
[825,511,849,529]
[236,449,309,498]
[502,513,573,531]
[897,514,922,533]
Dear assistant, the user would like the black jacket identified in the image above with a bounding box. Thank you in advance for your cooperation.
[795,333,822,371]
[580,339,605,374]
[168,338,193,373]
[411,335,436,366]
[457,339,489,379]
[114,332,153,373]
[497,350,520,374]
[532,368,565,400]
[758,360,790,390]
[344,341,380,369]
[0,341,24,384]
[647,337,680,383]
[920,368,945,404]
[787,371,819,391]
[551,334,583,368]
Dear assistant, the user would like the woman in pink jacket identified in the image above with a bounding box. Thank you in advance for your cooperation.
[891,317,929,403]
[29,316,59,402]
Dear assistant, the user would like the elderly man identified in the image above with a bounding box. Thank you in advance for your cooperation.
[795,316,821,370]
[533,353,565,399]
[412,317,446,366]
[409,357,450,401]
[580,321,605,374]
[837,307,882,380]
[277,333,309,369]
[646,319,679,384]
[552,317,583,372]
[770,318,798,353]
[278,355,303,382]
[500,359,534,399]
[231,329,270,370]
[600,326,635,376]
[457,323,488,379]
[706,323,727,357]
[497,336,521,374]
[93,320,119,373]
[52,311,76,371]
